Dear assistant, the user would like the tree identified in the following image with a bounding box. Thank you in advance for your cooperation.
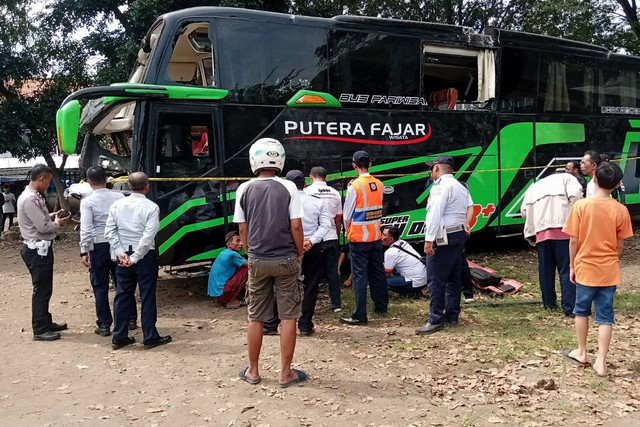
[0,0,91,209]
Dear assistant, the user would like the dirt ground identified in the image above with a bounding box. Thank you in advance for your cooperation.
[1,233,640,427]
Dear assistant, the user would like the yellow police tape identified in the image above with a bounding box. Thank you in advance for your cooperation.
[107,156,637,183]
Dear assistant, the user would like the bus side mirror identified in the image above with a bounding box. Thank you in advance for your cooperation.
[56,100,81,154]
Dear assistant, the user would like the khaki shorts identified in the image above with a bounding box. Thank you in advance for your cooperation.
[246,256,302,322]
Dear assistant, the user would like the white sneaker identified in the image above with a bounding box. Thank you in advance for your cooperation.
[464,298,474,303]
[333,307,342,313]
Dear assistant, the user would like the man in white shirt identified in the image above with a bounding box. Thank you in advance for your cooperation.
[80,166,137,337]
[286,170,331,336]
[381,226,427,297]
[105,172,171,350]
[416,156,474,335]
[580,150,601,197]
[305,166,343,312]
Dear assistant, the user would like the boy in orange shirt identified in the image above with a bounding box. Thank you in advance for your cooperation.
[562,162,633,376]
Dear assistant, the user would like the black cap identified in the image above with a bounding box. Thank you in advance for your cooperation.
[225,231,239,243]
[352,150,371,165]
[425,155,455,170]
[285,169,306,186]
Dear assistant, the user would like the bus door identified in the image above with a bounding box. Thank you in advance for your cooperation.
[148,102,226,265]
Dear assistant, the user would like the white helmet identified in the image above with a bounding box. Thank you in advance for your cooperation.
[249,138,286,175]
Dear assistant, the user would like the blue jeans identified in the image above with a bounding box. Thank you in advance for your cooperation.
[387,274,416,295]
[573,283,616,324]
[113,251,161,344]
[537,239,575,316]
[350,240,388,321]
[427,231,465,324]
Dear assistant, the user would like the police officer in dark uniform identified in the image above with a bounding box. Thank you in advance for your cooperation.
[416,156,474,335]
[17,164,70,341]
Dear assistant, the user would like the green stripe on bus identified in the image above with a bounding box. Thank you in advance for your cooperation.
[187,247,225,262]
[159,197,207,230]
[158,216,232,255]
[629,120,640,128]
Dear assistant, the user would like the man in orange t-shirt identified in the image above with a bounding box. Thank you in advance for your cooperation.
[561,162,633,376]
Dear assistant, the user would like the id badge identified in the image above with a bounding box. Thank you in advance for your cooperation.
[35,241,50,257]
[435,225,448,246]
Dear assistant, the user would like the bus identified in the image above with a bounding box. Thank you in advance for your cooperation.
[56,7,640,267]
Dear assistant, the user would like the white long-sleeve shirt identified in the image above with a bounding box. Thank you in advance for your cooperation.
[79,188,125,254]
[104,193,159,264]
[424,174,473,241]
[299,191,331,245]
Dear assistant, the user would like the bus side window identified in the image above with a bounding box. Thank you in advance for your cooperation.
[597,62,640,109]
[329,32,420,108]
[422,44,495,110]
[499,47,537,113]
[165,22,215,87]
[540,56,595,113]
[217,20,327,104]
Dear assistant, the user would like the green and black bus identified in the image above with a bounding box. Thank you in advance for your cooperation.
[57,7,640,266]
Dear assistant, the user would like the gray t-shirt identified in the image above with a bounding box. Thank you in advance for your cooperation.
[233,177,303,260]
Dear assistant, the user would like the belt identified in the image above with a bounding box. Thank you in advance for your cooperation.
[23,239,52,250]
[445,224,465,233]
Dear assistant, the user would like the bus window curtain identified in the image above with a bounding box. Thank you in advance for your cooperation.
[477,50,495,102]
[544,61,569,111]
[620,70,636,107]
[583,68,595,108]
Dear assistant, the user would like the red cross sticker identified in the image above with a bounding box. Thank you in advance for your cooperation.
[481,204,496,217]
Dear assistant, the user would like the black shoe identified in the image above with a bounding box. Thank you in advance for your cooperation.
[144,335,172,350]
[374,308,388,315]
[299,328,315,337]
[415,322,444,335]
[340,317,368,325]
[95,325,111,337]
[49,322,68,332]
[445,319,459,326]
[112,336,136,350]
[34,331,61,341]
[263,328,279,335]
[128,320,138,330]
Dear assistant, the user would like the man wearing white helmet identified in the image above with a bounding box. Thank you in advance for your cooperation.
[233,137,307,388]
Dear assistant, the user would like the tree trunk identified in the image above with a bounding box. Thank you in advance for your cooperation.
[617,0,640,40]
[43,152,70,210]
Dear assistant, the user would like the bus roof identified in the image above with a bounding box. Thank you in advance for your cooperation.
[156,7,638,61]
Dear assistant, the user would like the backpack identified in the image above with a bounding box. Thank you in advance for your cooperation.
[469,268,502,288]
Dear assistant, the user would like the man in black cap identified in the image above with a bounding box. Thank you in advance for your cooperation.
[416,156,474,335]
[207,231,248,308]
[340,151,388,325]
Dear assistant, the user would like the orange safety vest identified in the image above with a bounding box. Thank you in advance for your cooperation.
[347,175,384,242]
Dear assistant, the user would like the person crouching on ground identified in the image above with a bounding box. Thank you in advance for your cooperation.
[561,162,633,376]
[380,226,427,298]
[208,231,248,309]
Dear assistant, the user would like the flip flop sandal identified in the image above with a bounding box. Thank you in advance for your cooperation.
[280,369,308,388]
[562,348,589,367]
[239,367,261,385]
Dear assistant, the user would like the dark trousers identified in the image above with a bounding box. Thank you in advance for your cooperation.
[298,244,324,332]
[461,250,474,299]
[322,240,342,309]
[350,240,389,321]
[427,231,465,325]
[537,239,575,316]
[113,251,160,344]
[21,244,54,335]
[2,212,14,231]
